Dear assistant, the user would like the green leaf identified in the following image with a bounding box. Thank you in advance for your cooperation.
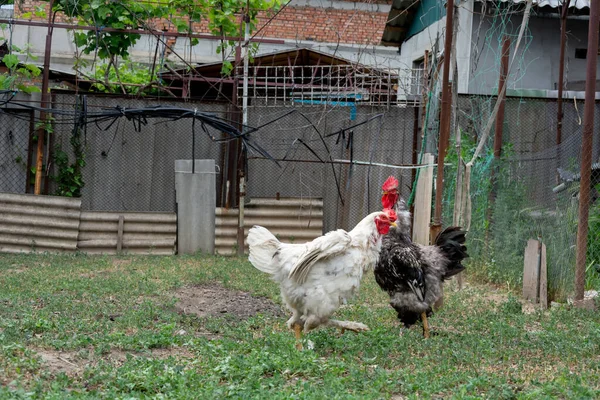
[26,64,42,78]
[2,54,19,69]
[24,86,41,94]
[190,37,199,46]
[21,12,32,19]
[74,32,88,47]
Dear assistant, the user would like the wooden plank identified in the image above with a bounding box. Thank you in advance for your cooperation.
[523,239,540,302]
[539,242,548,309]
[412,153,434,245]
[117,215,124,253]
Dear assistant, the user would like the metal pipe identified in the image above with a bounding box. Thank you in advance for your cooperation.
[432,0,455,242]
[493,36,511,159]
[247,156,438,169]
[34,0,54,195]
[237,12,251,257]
[575,0,599,301]
[556,0,570,176]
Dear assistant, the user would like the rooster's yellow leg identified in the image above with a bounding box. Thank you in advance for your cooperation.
[421,312,430,339]
[294,323,303,350]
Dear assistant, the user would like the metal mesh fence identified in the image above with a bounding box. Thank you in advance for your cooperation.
[51,94,227,212]
[246,101,417,232]
[48,94,418,233]
[441,95,600,301]
[0,109,33,195]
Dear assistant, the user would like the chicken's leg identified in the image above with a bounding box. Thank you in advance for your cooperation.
[421,312,430,339]
[294,323,303,350]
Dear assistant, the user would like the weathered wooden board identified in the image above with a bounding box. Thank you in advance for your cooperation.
[523,238,547,306]
[413,153,434,246]
[523,239,540,302]
[539,242,548,309]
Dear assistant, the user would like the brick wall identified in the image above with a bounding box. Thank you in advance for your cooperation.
[13,0,390,45]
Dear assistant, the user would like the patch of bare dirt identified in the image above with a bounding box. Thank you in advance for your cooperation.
[36,346,195,376]
[173,284,283,319]
[6,263,29,274]
[37,350,82,375]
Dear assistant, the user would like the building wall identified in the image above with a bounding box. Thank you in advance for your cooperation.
[468,10,597,95]
[397,0,474,94]
[8,0,401,73]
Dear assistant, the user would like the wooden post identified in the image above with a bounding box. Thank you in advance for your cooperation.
[34,0,55,195]
[523,238,547,309]
[486,36,511,245]
[413,153,434,245]
[117,215,124,253]
[431,0,455,238]
[575,0,599,301]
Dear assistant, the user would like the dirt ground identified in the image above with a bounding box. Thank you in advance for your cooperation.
[35,284,283,376]
[173,283,284,319]
[36,346,196,376]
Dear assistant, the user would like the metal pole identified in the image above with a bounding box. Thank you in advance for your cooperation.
[493,36,511,159]
[556,0,570,184]
[556,0,570,147]
[431,0,455,243]
[237,11,250,256]
[575,0,599,301]
[486,36,511,247]
[34,0,55,195]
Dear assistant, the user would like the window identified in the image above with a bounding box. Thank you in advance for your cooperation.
[575,48,587,59]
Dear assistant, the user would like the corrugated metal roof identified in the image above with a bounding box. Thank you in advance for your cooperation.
[500,0,589,9]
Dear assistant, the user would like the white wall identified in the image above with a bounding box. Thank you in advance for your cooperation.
[469,10,597,95]
[397,0,475,94]
[3,24,405,75]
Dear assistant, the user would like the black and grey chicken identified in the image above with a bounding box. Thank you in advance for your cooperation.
[374,176,468,337]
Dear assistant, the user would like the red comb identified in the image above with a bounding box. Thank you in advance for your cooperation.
[382,176,399,192]
[383,208,397,221]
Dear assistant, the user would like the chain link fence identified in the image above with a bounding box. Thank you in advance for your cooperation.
[0,109,34,195]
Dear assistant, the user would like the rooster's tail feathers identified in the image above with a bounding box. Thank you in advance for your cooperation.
[247,226,281,275]
[435,226,468,279]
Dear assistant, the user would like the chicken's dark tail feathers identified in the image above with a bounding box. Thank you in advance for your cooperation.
[435,226,469,279]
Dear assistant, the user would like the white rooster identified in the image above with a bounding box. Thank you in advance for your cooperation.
[247,209,397,349]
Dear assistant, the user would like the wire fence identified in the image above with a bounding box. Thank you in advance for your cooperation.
[50,94,228,212]
[440,95,600,301]
[2,89,599,302]
[0,109,34,195]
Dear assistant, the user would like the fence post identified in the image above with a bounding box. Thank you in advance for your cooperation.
[413,153,434,245]
[574,0,599,302]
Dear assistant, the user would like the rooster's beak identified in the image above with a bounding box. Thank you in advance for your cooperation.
[390,222,397,227]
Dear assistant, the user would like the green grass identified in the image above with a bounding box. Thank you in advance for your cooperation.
[0,253,599,399]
